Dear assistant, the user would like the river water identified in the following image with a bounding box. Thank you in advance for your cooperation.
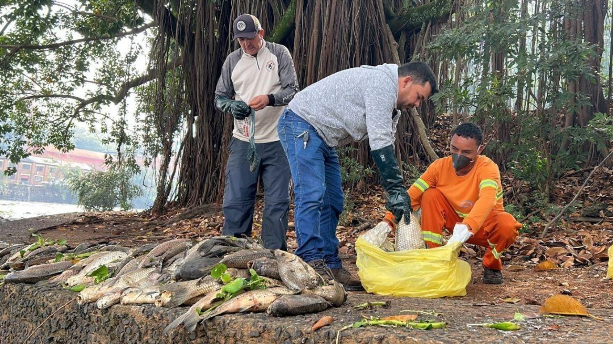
[0,200,84,220]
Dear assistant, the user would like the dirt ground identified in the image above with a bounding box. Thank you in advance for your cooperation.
[1,198,612,343]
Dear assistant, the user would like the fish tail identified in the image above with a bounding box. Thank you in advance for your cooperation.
[163,312,188,335]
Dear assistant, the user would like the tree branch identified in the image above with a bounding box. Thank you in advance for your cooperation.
[72,58,182,116]
[269,0,297,44]
[387,0,453,35]
[135,0,192,48]
[16,59,182,118]
[0,23,155,51]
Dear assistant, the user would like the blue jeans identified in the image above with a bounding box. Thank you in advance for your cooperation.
[277,109,344,268]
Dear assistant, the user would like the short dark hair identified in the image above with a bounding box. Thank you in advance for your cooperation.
[450,122,483,146]
[398,61,438,95]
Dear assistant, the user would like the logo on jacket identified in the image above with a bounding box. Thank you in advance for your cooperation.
[459,200,474,209]
[266,61,275,71]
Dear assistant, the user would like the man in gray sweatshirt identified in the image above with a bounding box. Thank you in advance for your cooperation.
[277,62,437,290]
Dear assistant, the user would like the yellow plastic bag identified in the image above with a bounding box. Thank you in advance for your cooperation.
[607,245,613,280]
[356,237,471,298]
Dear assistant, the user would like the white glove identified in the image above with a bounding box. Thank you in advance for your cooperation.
[447,223,473,245]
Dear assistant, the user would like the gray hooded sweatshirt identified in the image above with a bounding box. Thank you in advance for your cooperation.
[287,64,400,151]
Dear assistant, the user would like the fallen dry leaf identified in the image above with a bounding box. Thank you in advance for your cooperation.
[381,314,418,322]
[535,260,558,271]
[546,247,568,257]
[561,256,575,268]
[539,294,589,316]
[503,298,521,304]
[311,315,334,332]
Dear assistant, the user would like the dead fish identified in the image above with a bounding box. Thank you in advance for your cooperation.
[139,239,192,268]
[219,249,274,269]
[274,250,321,292]
[22,245,67,262]
[395,212,425,251]
[266,294,330,317]
[128,243,158,257]
[78,267,158,303]
[49,268,78,284]
[155,275,222,308]
[248,257,280,280]
[179,256,222,280]
[120,286,160,305]
[302,280,347,307]
[96,290,123,309]
[4,261,73,283]
[200,287,294,322]
[66,251,128,286]
[164,289,225,334]
[115,256,146,277]
[197,236,261,257]
[226,268,251,279]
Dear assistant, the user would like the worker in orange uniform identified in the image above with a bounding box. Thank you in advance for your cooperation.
[408,122,521,284]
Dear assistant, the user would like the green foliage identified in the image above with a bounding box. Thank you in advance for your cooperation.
[337,146,374,190]
[20,233,66,257]
[87,264,110,284]
[0,0,150,176]
[426,0,608,219]
[209,263,267,304]
[67,162,142,211]
[337,146,374,226]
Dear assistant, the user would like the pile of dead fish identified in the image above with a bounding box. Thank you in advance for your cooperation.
[0,237,346,334]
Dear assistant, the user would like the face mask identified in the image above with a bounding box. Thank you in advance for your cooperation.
[452,153,473,172]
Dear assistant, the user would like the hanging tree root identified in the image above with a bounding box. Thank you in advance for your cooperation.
[540,149,613,238]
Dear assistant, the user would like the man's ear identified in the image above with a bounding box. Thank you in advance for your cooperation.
[399,75,412,89]
[259,29,265,39]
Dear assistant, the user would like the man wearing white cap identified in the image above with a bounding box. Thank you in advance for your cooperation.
[214,14,299,250]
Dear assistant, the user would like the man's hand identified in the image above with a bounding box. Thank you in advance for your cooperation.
[386,189,411,225]
[215,96,252,120]
[248,95,270,110]
[228,100,251,120]
[447,223,473,244]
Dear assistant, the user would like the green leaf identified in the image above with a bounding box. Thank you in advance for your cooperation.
[87,265,109,284]
[221,278,246,294]
[220,273,232,284]
[56,239,67,246]
[19,249,26,258]
[68,284,86,292]
[211,263,227,279]
[513,312,526,322]
[55,253,64,262]
[486,322,521,331]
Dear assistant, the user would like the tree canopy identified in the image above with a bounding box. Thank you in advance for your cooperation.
[1,0,612,221]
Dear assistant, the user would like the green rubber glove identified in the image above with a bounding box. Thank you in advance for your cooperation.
[371,145,411,225]
[215,96,251,120]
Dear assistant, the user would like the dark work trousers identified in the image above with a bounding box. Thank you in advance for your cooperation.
[222,137,290,250]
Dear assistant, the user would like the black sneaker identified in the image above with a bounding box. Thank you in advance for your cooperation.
[307,259,335,283]
[483,267,503,284]
[331,267,365,291]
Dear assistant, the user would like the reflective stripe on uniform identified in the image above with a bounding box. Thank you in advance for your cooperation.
[496,190,503,200]
[412,178,430,193]
[487,239,502,259]
[422,231,444,245]
[479,179,498,190]
[455,210,469,218]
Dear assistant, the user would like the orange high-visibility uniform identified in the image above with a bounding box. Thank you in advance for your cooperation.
[408,155,520,270]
